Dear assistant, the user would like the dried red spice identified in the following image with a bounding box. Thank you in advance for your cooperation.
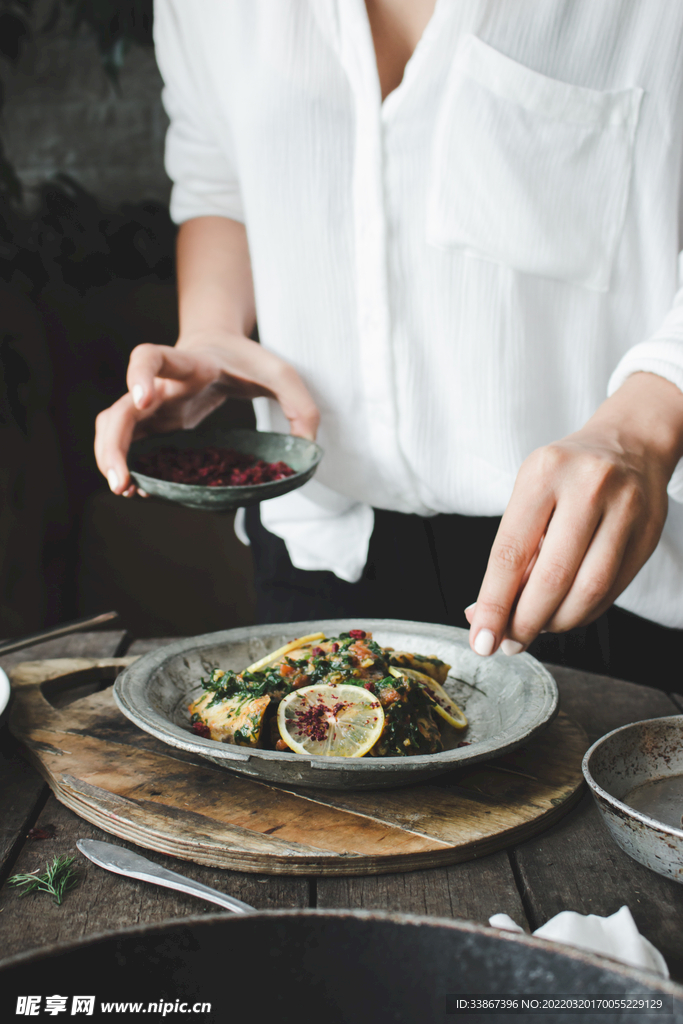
[135,446,295,487]
[27,825,56,840]
[293,699,348,742]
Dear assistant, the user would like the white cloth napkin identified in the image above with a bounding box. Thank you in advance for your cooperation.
[489,906,669,978]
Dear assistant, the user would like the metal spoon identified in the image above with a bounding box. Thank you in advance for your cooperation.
[77,839,255,914]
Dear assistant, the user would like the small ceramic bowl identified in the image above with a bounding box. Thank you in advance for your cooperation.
[582,715,683,884]
[127,426,323,512]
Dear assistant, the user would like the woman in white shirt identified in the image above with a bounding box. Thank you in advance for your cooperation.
[94,0,683,684]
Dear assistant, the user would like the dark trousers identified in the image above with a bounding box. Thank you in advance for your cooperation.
[245,506,683,689]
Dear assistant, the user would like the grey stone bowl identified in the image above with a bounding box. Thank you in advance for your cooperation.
[127,426,323,511]
[114,618,559,790]
[583,716,683,884]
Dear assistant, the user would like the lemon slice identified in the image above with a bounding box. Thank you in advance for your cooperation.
[245,632,326,673]
[389,666,468,730]
[277,684,385,757]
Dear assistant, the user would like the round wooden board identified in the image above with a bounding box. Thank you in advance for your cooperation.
[9,658,588,876]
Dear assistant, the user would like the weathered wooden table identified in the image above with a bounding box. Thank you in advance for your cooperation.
[2,630,683,979]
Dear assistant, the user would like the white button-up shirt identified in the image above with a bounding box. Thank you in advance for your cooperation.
[155,0,683,628]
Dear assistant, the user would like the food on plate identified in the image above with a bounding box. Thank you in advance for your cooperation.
[388,667,468,730]
[133,445,295,487]
[188,691,271,746]
[188,629,468,757]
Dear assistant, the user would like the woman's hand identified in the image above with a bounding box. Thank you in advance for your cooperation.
[94,216,319,496]
[466,372,683,656]
[94,332,319,496]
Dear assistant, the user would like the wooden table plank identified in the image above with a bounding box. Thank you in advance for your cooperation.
[317,852,529,928]
[0,794,310,960]
[548,664,678,742]
[515,666,683,982]
[0,731,46,877]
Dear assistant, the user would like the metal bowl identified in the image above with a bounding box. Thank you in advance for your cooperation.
[1,910,681,1022]
[114,618,558,790]
[127,425,323,511]
[583,716,683,884]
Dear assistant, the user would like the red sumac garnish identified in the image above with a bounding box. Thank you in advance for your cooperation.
[135,447,295,487]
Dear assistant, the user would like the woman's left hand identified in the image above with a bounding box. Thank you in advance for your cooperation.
[467,372,683,657]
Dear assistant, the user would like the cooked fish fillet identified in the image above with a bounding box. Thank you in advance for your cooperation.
[189,691,270,746]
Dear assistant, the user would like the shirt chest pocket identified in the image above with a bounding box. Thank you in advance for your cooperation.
[426,35,643,292]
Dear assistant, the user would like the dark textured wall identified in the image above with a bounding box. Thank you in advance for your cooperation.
[3,19,170,207]
[0,15,258,636]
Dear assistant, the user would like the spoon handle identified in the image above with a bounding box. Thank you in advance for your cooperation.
[77,838,255,914]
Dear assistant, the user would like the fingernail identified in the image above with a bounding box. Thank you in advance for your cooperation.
[473,628,496,657]
[501,639,525,656]
[138,489,149,499]
[464,603,477,614]
[107,469,119,492]
[132,384,144,408]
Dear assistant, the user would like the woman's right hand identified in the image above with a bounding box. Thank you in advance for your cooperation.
[94,331,320,496]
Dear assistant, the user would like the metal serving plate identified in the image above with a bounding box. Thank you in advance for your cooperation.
[114,619,558,790]
[128,425,323,512]
[583,716,683,884]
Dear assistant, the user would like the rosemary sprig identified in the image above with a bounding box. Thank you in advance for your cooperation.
[9,856,79,905]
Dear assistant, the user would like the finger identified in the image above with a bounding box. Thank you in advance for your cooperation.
[500,501,603,647]
[127,344,210,410]
[94,394,139,494]
[464,537,544,629]
[540,510,647,634]
[469,484,555,656]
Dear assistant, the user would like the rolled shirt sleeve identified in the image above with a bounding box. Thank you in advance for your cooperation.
[154,0,244,225]
[607,283,683,502]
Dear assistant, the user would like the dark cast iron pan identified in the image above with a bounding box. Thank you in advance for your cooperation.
[1,910,681,1023]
